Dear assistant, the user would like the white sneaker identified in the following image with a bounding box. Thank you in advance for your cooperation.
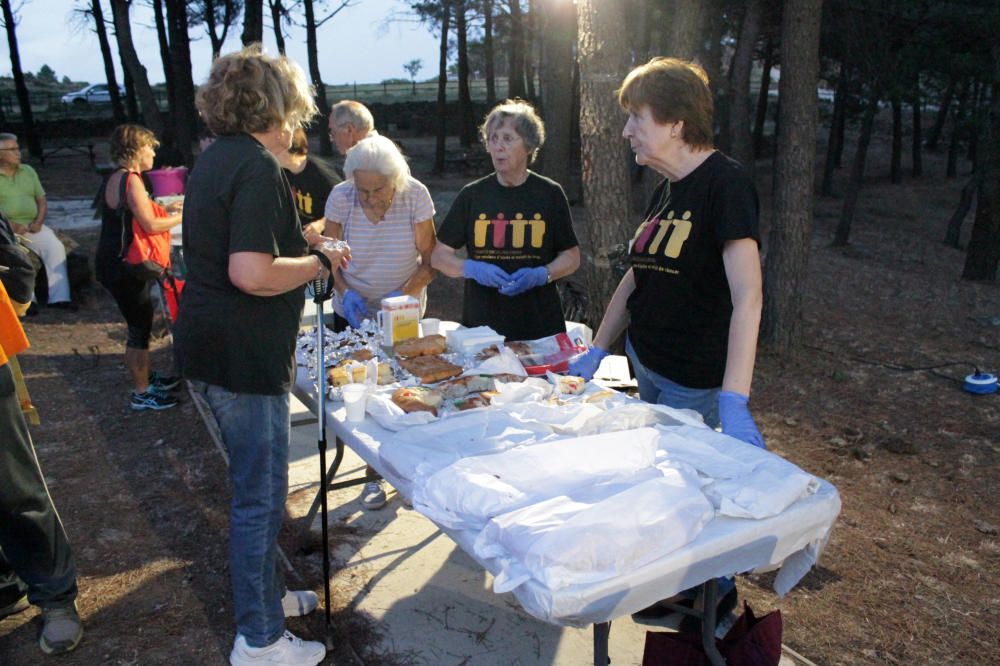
[282,589,318,617]
[230,631,326,666]
[360,480,387,510]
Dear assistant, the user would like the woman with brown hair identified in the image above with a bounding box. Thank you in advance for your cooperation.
[571,56,765,625]
[173,45,350,666]
[96,124,183,410]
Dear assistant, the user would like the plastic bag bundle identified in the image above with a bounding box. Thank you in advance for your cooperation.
[475,465,714,593]
[413,427,661,529]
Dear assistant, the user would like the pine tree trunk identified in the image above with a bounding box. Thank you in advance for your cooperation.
[242,0,263,45]
[760,0,823,353]
[165,0,196,164]
[577,0,631,330]
[110,0,164,136]
[270,0,286,54]
[434,1,453,174]
[537,0,575,186]
[1,0,40,157]
[92,0,126,123]
[753,39,774,159]
[508,0,526,99]
[962,57,1000,281]
[663,0,707,61]
[456,1,475,146]
[303,0,332,156]
[822,61,849,195]
[947,78,969,178]
[484,0,496,108]
[944,173,978,248]
[925,76,956,151]
[833,90,879,247]
[890,94,902,184]
[153,0,175,123]
[122,68,140,121]
[911,72,923,177]
[726,0,761,172]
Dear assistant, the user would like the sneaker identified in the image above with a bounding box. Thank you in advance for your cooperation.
[39,603,83,655]
[230,631,325,666]
[149,371,182,391]
[0,594,29,619]
[282,590,318,617]
[360,480,387,510]
[130,390,179,411]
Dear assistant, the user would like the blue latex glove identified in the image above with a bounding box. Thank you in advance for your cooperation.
[463,260,512,289]
[568,346,610,381]
[499,266,549,297]
[342,289,368,329]
[718,391,766,449]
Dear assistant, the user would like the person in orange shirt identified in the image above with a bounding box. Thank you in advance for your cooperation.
[0,279,84,654]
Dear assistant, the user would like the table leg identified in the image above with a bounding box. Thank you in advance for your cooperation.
[593,621,610,666]
[298,435,372,548]
[700,579,726,666]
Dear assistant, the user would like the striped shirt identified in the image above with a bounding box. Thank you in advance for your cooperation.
[324,175,435,317]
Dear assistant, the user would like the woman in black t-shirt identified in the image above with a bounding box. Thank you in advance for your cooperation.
[569,54,765,628]
[572,57,765,449]
[276,126,341,238]
[432,99,580,341]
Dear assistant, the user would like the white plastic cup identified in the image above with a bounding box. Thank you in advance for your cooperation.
[420,318,441,336]
[341,383,367,423]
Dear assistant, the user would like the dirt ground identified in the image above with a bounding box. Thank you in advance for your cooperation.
[1,130,998,666]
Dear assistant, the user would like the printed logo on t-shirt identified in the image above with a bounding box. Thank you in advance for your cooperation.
[472,212,546,254]
[632,209,692,258]
[291,187,314,216]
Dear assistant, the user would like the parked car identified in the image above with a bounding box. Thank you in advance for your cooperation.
[60,84,123,105]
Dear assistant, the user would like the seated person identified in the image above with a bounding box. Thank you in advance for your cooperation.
[0,133,74,310]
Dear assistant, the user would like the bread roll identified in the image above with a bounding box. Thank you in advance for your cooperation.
[391,386,443,415]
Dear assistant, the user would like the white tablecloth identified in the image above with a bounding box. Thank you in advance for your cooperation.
[293,366,841,628]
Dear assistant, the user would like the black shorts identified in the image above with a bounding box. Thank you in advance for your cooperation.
[101,273,154,349]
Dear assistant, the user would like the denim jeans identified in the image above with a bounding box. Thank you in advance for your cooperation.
[192,381,289,648]
[625,339,736,599]
[625,338,721,428]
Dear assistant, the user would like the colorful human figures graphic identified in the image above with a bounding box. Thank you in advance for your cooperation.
[473,212,546,249]
[632,210,693,259]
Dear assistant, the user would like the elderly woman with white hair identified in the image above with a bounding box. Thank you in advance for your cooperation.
[320,134,436,511]
[321,134,437,332]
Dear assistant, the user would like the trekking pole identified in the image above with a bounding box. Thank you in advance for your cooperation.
[312,258,336,651]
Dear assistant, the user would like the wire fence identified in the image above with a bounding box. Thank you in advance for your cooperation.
[0,78,524,122]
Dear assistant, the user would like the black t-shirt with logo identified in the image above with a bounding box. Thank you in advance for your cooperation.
[438,171,578,340]
[627,151,759,389]
[284,157,341,226]
[174,134,307,395]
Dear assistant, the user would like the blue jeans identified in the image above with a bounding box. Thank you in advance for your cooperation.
[192,381,289,648]
[625,338,721,428]
[625,339,735,599]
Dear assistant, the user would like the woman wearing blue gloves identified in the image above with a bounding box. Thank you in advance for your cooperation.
[570,57,765,450]
[432,99,580,340]
[322,135,437,331]
[569,55,766,627]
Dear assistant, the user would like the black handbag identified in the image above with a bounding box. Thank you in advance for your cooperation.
[0,211,38,305]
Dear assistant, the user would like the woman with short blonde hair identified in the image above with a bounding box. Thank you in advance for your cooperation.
[175,46,348,666]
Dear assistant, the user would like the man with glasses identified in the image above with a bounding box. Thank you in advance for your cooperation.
[0,133,75,312]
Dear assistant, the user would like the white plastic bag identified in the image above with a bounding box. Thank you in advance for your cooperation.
[475,465,714,593]
[413,427,661,529]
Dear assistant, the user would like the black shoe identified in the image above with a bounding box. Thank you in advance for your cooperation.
[678,587,738,635]
[48,301,78,311]
[25,302,39,316]
[149,371,182,391]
